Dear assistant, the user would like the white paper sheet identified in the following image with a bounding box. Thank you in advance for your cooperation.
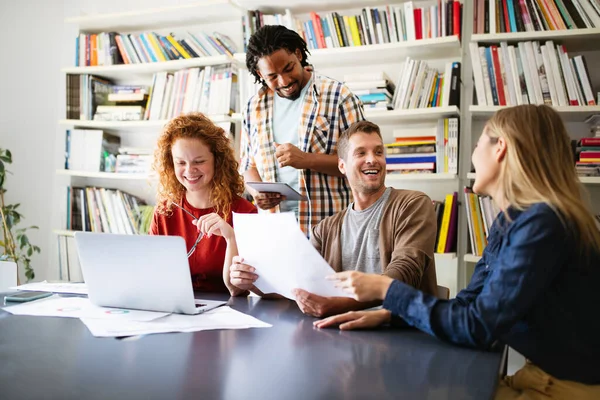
[4,296,168,322]
[233,212,353,299]
[80,306,272,337]
[10,280,88,295]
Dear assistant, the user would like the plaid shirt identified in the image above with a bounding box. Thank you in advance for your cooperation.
[240,73,365,236]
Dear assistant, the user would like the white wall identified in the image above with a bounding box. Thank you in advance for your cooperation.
[0,1,66,282]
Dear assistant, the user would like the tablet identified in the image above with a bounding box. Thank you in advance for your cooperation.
[246,182,307,201]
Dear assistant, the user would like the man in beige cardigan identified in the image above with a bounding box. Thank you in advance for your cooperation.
[230,120,438,317]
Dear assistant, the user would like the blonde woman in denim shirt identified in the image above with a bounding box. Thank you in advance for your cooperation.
[316,105,600,399]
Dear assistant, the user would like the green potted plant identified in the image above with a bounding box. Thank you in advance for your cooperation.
[0,148,40,283]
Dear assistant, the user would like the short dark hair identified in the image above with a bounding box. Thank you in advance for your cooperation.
[245,25,310,86]
[338,121,382,160]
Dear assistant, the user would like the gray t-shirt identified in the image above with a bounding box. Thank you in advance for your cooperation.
[341,187,392,273]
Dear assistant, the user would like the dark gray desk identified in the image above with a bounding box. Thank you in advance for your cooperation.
[0,293,503,400]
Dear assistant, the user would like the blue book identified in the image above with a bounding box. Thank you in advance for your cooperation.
[321,18,331,47]
[139,33,157,62]
[306,20,318,49]
[386,155,437,164]
[506,0,517,33]
[75,36,80,66]
[485,47,499,106]
[359,93,390,102]
[151,33,171,61]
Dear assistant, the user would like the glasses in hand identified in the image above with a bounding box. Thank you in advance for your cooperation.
[171,202,204,258]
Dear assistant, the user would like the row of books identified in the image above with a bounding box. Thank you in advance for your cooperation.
[464,187,500,257]
[145,65,238,120]
[392,60,461,110]
[74,31,237,67]
[474,0,600,34]
[242,2,463,51]
[66,186,147,235]
[384,118,459,175]
[470,41,596,107]
[434,192,459,254]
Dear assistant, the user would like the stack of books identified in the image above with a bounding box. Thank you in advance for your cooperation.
[385,130,438,174]
[575,115,600,177]
[473,0,600,34]
[344,72,395,110]
[116,147,153,174]
[470,41,596,107]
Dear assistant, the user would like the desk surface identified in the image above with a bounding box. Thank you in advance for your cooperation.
[0,293,503,400]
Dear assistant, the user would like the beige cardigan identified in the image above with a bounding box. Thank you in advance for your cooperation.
[311,188,438,296]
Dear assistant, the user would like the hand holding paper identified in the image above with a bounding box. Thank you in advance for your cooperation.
[233,212,353,300]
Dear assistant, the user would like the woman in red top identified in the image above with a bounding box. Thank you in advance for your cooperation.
[150,113,257,295]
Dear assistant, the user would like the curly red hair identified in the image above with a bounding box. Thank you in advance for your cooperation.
[153,113,245,218]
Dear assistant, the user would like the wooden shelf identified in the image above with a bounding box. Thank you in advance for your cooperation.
[234,36,461,67]
[56,170,153,180]
[464,254,482,263]
[468,173,600,184]
[59,115,234,129]
[62,55,234,79]
[385,173,457,183]
[471,28,600,51]
[366,106,460,122]
[64,0,244,32]
[470,105,600,121]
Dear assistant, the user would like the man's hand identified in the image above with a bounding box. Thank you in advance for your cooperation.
[230,256,259,291]
[293,289,343,318]
[253,192,286,210]
[275,142,309,169]
[313,309,392,330]
[328,271,394,302]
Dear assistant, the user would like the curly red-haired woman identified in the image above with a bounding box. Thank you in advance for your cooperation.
[150,113,256,295]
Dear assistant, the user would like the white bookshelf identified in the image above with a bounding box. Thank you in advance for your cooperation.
[471,28,600,51]
[435,252,457,260]
[56,169,152,180]
[467,172,600,184]
[61,55,236,78]
[464,254,482,263]
[59,115,234,129]
[64,0,244,32]
[385,173,457,184]
[234,36,461,67]
[470,105,600,122]
[366,106,460,122]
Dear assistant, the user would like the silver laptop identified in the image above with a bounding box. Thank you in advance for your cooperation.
[74,232,225,315]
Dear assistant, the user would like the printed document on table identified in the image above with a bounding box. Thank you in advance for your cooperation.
[4,296,168,322]
[233,212,353,299]
[10,280,88,295]
[81,306,272,337]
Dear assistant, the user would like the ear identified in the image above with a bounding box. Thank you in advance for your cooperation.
[495,137,507,163]
[338,157,346,176]
[295,48,303,62]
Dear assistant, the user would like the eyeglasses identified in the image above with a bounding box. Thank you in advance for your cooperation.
[171,201,204,258]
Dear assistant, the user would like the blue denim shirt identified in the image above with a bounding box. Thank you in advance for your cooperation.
[383,203,600,384]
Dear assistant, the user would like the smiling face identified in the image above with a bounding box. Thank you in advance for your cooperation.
[171,137,214,194]
[338,132,386,195]
[256,48,310,100]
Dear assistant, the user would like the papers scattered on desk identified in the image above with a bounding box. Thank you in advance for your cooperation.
[233,212,353,300]
[11,280,88,295]
[80,306,272,337]
[4,296,168,322]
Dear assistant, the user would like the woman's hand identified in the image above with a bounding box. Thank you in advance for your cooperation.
[230,256,259,291]
[328,271,394,302]
[194,213,234,241]
[314,309,392,330]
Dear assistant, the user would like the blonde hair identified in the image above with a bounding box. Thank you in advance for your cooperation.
[485,104,600,254]
[153,113,245,218]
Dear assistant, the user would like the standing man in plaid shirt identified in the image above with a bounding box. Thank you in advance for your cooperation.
[240,25,365,236]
